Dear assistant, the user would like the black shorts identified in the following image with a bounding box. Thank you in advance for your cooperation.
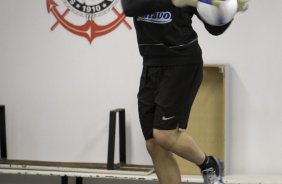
[137,64,203,140]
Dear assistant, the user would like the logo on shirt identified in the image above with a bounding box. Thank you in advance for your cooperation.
[46,0,132,43]
[137,12,172,24]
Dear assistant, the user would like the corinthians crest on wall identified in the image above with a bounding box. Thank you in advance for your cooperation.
[46,0,131,43]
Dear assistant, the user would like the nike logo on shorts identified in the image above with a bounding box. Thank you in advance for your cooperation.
[162,116,175,121]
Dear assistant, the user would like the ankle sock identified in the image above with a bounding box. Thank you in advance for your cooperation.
[198,156,216,171]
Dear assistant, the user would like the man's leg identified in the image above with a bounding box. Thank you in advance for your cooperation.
[146,139,181,184]
[153,128,205,165]
[153,128,224,184]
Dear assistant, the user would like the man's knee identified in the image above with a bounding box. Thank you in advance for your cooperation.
[153,129,178,150]
[145,138,162,156]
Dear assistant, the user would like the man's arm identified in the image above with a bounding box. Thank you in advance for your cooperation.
[194,11,232,36]
[194,0,249,36]
[203,21,232,36]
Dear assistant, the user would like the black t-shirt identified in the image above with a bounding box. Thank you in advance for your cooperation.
[121,0,231,65]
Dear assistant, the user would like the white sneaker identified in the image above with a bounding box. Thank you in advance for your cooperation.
[201,156,224,184]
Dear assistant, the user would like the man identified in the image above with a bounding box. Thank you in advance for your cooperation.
[121,0,248,183]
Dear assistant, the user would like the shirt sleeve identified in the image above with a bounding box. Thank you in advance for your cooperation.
[195,11,232,36]
[121,0,175,17]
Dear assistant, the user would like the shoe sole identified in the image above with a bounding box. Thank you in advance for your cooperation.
[211,156,224,183]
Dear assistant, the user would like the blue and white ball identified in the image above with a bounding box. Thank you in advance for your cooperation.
[197,0,238,26]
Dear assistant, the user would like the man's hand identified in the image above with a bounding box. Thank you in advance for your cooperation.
[237,0,249,12]
[171,0,225,8]
[212,0,249,11]
[172,0,249,11]
[171,0,198,8]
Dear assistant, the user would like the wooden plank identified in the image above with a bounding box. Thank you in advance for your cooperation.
[174,65,226,175]
[0,168,205,183]
[0,160,154,176]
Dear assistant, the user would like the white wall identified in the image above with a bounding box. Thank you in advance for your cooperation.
[193,1,282,175]
[0,0,147,165]
[0,0,282,179]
